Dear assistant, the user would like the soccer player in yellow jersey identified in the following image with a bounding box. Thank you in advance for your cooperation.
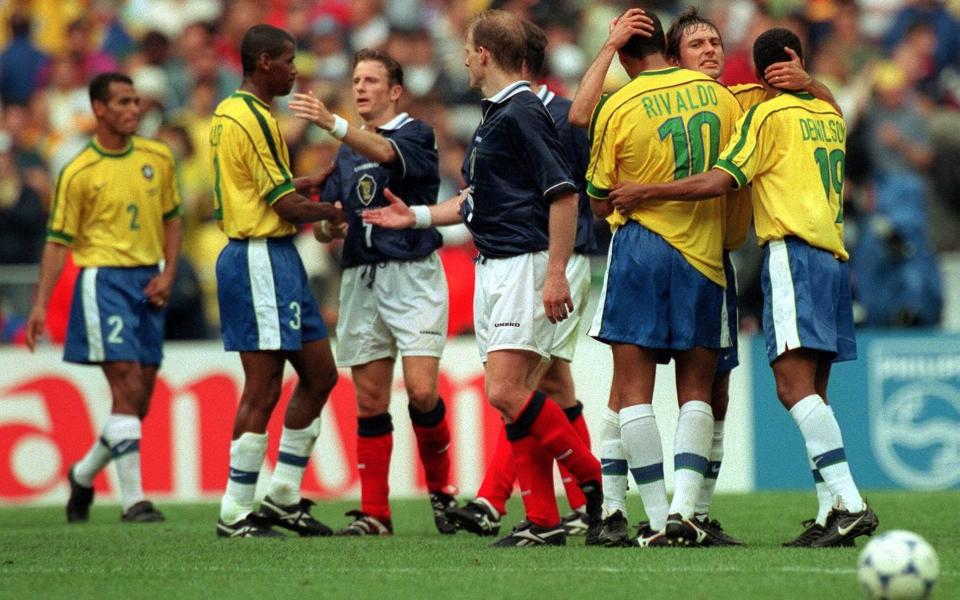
[582,11,743,548]
[211,24,347,538]
[609,28,879,548]
[25,72,182,524]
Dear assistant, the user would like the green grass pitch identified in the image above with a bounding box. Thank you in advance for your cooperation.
[3,491,957,599]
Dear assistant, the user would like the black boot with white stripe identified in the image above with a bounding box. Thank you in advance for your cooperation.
[489,520,566,547]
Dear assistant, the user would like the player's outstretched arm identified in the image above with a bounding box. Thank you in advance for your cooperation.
[290,91,397,164]
[273,191,347,226]
[609,169,735,214]
[25,241,69,352]
[362,188,460,229]
[568,9,654,128]
[143,216,182,308]
[764,47,842,115]
[544,191,576,323]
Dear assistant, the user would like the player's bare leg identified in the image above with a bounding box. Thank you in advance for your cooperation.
[538,358,591,532]
[609,344,667,546]
[334,357,395,535]
[774,348,875,547]
[260,339,337,536]
[691,370,745,546]
[665,346,719,546]
[402,355,458,533]
[218,351,286,535]
[485,349,601,547]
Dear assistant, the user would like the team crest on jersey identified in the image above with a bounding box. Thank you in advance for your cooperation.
[141,164,154,180]
[356,173,377,206]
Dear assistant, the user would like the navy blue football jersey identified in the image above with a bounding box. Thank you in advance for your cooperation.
[323,113,441,267]
[459,82,576,258]
[537,86,598,255]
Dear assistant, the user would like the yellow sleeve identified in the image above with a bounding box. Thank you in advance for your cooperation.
[716,104,764,189]
[585,96,618,199]
[46,167,81,246]
[245,110,295,205]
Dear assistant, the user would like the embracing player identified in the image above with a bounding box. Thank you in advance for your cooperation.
[607,28,878,548]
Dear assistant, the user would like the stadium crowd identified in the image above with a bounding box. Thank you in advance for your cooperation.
[0,0,958,343]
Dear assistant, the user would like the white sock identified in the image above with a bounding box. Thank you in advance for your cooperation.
[670,401,713,519]
[73,435,113,487]
[599,407,628,516]
[220,432,268,524]
[695,420,724,518]
[102,414,144,513]
[789,395,864,513]
[810,457,833,526]
[267,418,321,506]
[620,404,668,531]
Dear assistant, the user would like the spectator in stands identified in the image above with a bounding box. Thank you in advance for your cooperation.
[0,13,49,106]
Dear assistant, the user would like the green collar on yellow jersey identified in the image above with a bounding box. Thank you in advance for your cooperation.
[635,66,680,78]
[232,90,271,109]
[89,137,133,157]
[783,91,815,100]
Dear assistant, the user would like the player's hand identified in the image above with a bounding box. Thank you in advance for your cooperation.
[764,46,811,90]
[609,182,648,215]
[289,91,335,130]
[144,271,174,309]
[543,270,573,324]
[314,202,349,242]
[606,8,655,51]
[361,188,415,229]
[24,306,46,352]
[302,162,335,196]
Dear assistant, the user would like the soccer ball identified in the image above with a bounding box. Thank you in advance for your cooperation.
[858,530,939,600]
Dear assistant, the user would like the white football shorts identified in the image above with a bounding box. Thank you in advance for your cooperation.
[335,252,448,367]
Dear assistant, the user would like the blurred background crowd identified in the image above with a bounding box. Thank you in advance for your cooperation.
[0,0,958,345]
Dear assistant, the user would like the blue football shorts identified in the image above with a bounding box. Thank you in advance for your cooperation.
[589,220,724,356]
[761,237,857,364]
[64,265,166,365]
[217,236,328,352]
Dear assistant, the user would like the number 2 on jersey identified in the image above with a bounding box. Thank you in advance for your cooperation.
[658,111,721,179]
[813,147,845,223]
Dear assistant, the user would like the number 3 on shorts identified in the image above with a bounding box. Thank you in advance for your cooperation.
[288,301,301,330]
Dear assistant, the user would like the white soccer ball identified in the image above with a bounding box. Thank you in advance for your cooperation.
[858,530,940,600]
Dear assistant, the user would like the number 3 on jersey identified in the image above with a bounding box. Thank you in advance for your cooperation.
[658,111,721,179]
[813,147,845,223]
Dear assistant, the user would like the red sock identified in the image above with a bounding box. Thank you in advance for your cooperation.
[475,422,515,516]
[409,399,453,494]
[560,402,592,510]
[357,414,393,521]
[522,393,600,485]
[508,434,559,527]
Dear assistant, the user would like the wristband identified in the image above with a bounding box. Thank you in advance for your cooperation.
[328,114,348,140]
[411,205,432,229]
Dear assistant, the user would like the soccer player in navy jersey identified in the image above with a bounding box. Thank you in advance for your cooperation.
[445,19,598,539]
[289,49,458,536]
[364,9,602,547]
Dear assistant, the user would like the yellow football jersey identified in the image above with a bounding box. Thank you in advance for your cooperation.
[715,91,848,260]
[587,67,742,286]
[210,91,297,239]
[47,136,181,267]
[721,83,768,250]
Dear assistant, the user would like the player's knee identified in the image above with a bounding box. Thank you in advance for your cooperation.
[486,382,523,418]
[405,384,437,412]
[357,389,390,417]
[311,363,339,397]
